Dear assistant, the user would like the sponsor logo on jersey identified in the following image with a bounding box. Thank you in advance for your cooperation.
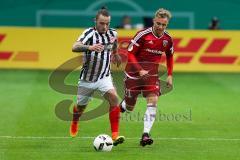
[145,48,163,55]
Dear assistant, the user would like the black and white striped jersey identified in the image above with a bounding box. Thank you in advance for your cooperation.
[76,27,117,82]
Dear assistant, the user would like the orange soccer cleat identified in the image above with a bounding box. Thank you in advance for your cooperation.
[70,121,79,137]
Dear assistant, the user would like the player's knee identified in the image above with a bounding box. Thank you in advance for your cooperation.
[111,95,119,106]
[77,95,91,107]
[106,93,119,106]
[146,95,158,105]
[76,104,87,111]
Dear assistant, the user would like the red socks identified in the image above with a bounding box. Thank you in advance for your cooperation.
[73,105,120,139]
[109,106,120,139]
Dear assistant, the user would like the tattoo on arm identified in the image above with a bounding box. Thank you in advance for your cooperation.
[72,42,90,52]
[112,40,118,53]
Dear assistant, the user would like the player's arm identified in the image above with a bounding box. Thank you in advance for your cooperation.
[110,30,121,67]
[165,40,174,87]
[72,41,90,52]
[128,52,148,77]
[127,37,148,76]
[72,41,104,53]
[112,39,122,67]
[72,28,104,53]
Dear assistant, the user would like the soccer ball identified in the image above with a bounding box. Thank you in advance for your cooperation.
[93,134,113,151]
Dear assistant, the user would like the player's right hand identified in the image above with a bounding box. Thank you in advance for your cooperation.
[89,44,104,52]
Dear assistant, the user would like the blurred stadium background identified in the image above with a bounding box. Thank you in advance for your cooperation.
[0,0,240,160]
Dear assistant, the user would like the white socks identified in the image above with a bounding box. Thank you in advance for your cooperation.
[143,105,157,134]
[121,100,157,134]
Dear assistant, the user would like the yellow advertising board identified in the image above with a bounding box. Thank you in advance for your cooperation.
[0,27,240,72]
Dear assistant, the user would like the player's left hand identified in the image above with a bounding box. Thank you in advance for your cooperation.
[166,75,173,88]
[112,54,122,67]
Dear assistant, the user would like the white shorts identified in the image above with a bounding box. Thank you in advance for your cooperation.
[77,76,115,106]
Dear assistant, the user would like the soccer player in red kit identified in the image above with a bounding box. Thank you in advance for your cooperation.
[120,8,174,147]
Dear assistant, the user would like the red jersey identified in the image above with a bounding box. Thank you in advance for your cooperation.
[125,27,174,77]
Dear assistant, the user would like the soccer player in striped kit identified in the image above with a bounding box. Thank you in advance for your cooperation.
[70,6,125,146]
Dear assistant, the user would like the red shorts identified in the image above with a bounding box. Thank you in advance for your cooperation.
[124,76,161,106]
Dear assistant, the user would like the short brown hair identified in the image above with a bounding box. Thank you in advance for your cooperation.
[96,6,110,20]
[155,8,172,20]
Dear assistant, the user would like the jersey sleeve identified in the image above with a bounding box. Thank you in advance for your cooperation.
[165,38,174,76]
[165,37,174,55]
[126,31,145,71]
[127,31,144,55]
[76,28,94,44]
[108,28,118,43]
[111,29,118,39]
[108,29,118,54]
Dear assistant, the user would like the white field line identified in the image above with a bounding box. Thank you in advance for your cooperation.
[0,136,240,141]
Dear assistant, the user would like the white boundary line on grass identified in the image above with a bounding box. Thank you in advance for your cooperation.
[0,136,240,141]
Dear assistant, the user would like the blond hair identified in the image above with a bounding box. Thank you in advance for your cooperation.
[155,8,172,20]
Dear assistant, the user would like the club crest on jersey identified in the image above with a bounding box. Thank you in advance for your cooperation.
[163,40,168,47]
[110,37,116,43]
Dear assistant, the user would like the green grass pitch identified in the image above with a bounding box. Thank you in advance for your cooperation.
[0,69,240,160]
